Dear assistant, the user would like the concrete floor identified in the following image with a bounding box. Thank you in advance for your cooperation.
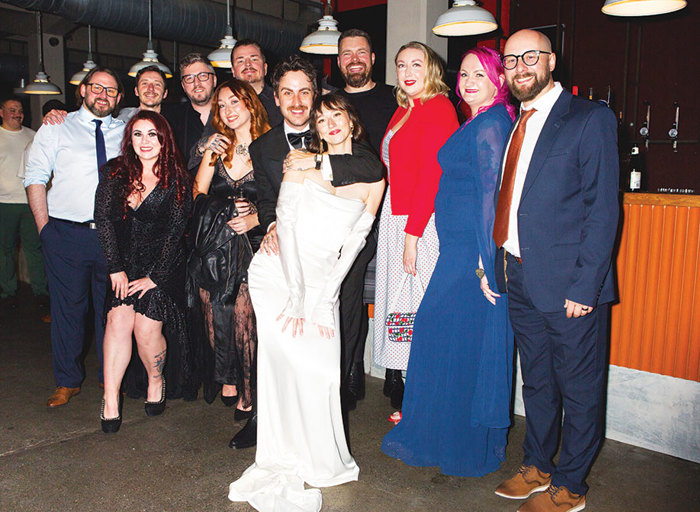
[1,285,699,512]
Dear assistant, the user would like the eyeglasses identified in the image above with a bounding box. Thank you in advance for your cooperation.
[181,72,215,84]
[87,83,120,98]
[502,50,552,70]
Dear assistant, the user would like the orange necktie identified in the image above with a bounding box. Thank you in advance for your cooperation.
[493,108,537,248]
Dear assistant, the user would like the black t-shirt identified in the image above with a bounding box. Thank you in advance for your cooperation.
[338,83,396,156]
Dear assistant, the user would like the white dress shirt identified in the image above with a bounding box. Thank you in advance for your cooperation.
[24,105,125,222]
[502,82,563,257]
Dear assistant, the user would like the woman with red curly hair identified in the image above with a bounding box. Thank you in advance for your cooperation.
[190,79,270,417]
[95,110,192,433]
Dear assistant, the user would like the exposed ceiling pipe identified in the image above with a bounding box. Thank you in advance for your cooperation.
[3,0,310,58]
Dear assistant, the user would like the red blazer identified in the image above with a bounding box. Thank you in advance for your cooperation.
[382,94,458,237]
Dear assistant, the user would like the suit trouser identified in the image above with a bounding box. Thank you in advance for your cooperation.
[505,252,608,496]
[40,218,107,388]
[0,203,47,297]
[339,231,377,383]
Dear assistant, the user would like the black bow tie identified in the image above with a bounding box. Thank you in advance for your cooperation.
[287,130,312,149]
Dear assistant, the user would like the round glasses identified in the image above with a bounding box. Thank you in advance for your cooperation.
[87,83,120,98]
[502,50,552,70]
[181,72,215,84]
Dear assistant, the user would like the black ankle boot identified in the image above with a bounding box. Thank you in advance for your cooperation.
[229,413,257,449]
[145,377,166,416]
[384,369,404,403]
[100,398,122,434]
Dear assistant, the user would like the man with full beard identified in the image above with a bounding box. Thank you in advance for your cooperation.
[335,29,395,410]
[24,67,125,407]
[491,29,618,512]
[336,29,395,155]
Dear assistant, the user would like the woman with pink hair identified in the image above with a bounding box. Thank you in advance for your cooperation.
[382,46,516,477]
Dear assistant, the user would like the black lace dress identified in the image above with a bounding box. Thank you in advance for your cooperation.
[95,164,192,399]
[187,158,263,406]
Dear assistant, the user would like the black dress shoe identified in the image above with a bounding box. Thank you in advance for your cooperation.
[145,377,166,416]
[229,413,257,449]
[221,394,238,407]
[347,363,366,401]
[100,399,122,434]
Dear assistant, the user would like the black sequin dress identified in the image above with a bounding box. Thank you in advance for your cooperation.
[95,163,192,399]
[187,158,262,406]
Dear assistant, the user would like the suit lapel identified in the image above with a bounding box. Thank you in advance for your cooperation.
[520,91,573,201]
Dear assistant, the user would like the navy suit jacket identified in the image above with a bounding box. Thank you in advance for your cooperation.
[494,89,619,313]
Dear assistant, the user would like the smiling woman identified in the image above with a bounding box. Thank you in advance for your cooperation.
[94,110,192,433]
[188,79,271,415]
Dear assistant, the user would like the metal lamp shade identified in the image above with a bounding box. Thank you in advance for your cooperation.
[602,0,687,16]
[432,0,498,36]
[300,15,340,55]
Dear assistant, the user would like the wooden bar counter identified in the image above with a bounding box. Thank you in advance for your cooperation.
[611,193,700,382]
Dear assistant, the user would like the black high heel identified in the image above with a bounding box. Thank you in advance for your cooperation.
[100,398,122,434]
[234,408,252,421]
[221,394,238,407]
[144,377,166,416]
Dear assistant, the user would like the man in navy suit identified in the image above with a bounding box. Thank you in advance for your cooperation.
[490,30,619,512]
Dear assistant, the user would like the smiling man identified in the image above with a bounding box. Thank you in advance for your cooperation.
[229,54,384,451]
[24,67,125,408]
[492,29,619,512]
[230,39,283,127]
[0,97,47,310]
[117,65,169,122]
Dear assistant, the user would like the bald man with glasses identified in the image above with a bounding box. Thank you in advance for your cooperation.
[25,67,125,408]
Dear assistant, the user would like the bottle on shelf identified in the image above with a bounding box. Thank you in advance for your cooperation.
[627,143,646,192]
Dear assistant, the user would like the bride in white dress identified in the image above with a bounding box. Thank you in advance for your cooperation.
[228,94,385,512]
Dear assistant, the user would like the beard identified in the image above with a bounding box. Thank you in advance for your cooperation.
[188,87,214,107]
[508,66,552,103]
[341,63,371,89]
[84,96,115,117]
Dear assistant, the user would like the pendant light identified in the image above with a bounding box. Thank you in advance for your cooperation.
[24,11,62,95]
[602,0,687,16]
[208,0,237,68]
[300,1,341,55]
[70,25,97,85]
[128,0,173,78]
[432,0,498,37]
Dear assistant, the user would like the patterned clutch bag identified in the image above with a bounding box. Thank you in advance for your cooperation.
[385,312,416,343]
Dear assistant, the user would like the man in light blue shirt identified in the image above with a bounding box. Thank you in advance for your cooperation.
[25,67,125,408]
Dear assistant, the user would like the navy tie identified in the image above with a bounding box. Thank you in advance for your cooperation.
[92,119,107,173]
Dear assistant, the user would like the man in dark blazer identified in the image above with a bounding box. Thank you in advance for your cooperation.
[228,54,383,450]
[489,30,619,512]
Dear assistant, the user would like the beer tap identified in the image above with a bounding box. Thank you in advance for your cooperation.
[639,101,650,150]
[668,102,680,152]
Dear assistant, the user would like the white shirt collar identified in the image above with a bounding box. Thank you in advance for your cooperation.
[521,81,563,116]
[283,121,310,135]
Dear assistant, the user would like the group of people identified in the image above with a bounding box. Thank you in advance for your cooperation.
[14,25,618,512]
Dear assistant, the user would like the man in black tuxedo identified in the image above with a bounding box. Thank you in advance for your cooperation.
[229,54,383,450]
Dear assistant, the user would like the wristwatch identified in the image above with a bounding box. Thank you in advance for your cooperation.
[475,268,485,279]
[314,153,323,170]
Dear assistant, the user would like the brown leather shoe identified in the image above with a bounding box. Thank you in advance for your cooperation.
[495,464,552,499]
[46,387,81,407]
[518,485,586,512]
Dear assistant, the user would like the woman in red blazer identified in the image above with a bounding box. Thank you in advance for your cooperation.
[373,41,458,417]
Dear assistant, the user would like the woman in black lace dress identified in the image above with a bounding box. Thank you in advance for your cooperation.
[190,79,269,417]
[95,110,192,433]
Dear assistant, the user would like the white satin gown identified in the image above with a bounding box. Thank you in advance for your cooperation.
[229,180,375,512]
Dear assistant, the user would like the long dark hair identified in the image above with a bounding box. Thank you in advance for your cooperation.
[110,110,190,212]
[210,79,271,167]
[309,93,365,153]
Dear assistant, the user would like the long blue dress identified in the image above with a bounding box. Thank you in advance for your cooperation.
[381,103,514,477]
